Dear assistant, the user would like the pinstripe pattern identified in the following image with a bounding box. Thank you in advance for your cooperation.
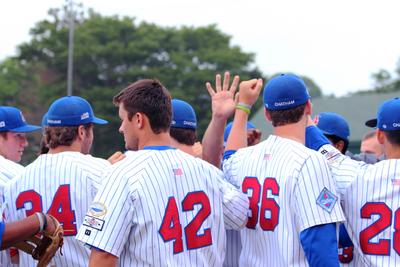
[223,230,241,267]
[4,151,110,267]
[0,155,24,186]
[77,148,249,267]
[223,135,345,267]
[319,144,400,267]
[0,155,23,267]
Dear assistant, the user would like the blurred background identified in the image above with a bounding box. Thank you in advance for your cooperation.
[1,0,400,163]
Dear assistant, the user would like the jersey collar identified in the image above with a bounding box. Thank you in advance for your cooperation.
[143,146,176,151]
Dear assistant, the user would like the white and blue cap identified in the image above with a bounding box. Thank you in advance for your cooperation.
[365,97,400,131]
[47,96,108,126]
[171,99,197,130]
[317,112,350,141]
[0,106,41,132]
[263,74,310,110]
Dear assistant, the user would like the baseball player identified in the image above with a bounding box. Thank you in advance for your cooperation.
[170,99,202,157]
[314,112,355,264]
[4,96,111,266]
[306,97,400,266]
[0,106,41,185]
[223,74,345,266]
[76,79,249,267]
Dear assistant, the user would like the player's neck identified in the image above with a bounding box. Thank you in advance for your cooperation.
[170,138,194,156]
[384,144,400,159]
[138,131,172,150]
[273,121,306,145]
[48,143,82,154]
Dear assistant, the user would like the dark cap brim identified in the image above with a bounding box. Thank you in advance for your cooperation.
[365,119,377,128]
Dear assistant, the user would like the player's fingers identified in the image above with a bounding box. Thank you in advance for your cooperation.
[108,151,125,164]
[206,82,215,96]
[234,92,240,104]
[215,74,222,92]
[229,75,240,94]
[254,78,263,92]
[222,71,230,91]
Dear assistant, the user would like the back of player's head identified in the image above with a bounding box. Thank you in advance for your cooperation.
[46,96,108,127]
[316,112,350,142]
[366,97,400,146]
[0,106,41,133]
[114,79,171,134]
[170,99,197,145]
[263,74,310,127]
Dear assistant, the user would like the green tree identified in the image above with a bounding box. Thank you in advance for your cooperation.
[1,7,264,159]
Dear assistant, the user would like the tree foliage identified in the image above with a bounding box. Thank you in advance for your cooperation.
[0,7,265,159]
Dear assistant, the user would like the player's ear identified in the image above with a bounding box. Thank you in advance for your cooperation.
[264,108,272,122]
[304,100,312,116]
[135,112,145,129]
[376,129,385,145]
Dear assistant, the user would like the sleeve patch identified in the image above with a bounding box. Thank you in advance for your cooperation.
[316,187,338,213]
[83,215,105,231]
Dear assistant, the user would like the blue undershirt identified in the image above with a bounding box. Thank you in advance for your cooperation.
[143,146,176,151]
[0,221,5,248]
[300,223,340,267]
[305,126,331,151]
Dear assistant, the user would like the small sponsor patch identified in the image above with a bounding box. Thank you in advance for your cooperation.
[316,187,338,213]
[392,179,400,186]
[85,229,92,236]
[88,202,107,217]
[83,215,105,231]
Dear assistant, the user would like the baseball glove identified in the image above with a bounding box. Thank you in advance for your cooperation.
[14,215,64,267]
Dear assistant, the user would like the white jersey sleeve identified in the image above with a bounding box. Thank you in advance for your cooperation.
[294,151,345,231]
[0,155,24,185]
[76,168,136,257]
[217,173,249,230]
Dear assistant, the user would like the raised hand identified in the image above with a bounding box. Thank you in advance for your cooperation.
[238,78,263,106]
[206,72,239,120]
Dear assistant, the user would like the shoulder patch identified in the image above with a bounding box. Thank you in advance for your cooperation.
[88,202,107,217]
[316,187,338,213]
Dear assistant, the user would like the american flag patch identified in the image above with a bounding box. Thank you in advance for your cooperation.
[264,154,271,160]
[173,168,183,176]
[316,187,338,213]
[392,179,400,186]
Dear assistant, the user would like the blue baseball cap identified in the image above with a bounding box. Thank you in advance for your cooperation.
[263,74,310,110]
[46,96,108,126]
[316,112,350,141]
[0,106,41,133]
[171,99,197,130]
[365,97,400,131]
[224,121,256,143]
[41,112,48,127]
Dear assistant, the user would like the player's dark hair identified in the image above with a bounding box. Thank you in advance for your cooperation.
[324,134,349,154]
[362,131,376,141]
[113,79,171,134]
[38,136,49,155]
[267,103,306,127]
[384,130,400,146]
[170,128,197,146]
[45,124,92,149]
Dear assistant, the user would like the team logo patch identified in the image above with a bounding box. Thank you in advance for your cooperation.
[88,202,107,217]
[83,215,105,231]
[316,187,338,213]
[81,112,89,120]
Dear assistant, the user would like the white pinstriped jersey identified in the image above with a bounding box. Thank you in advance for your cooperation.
[4,151,110,267]
[77,148,249,267]
[319,144,400,267]
[0,155,24,186]
[0,155,23,267]
[223,135,345,267]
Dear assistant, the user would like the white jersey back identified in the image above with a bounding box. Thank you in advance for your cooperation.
[223,135,345,267]
[77,148,249,267]
[4,151,110,267]
[0,155,24,186]
[319,144,400,267]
